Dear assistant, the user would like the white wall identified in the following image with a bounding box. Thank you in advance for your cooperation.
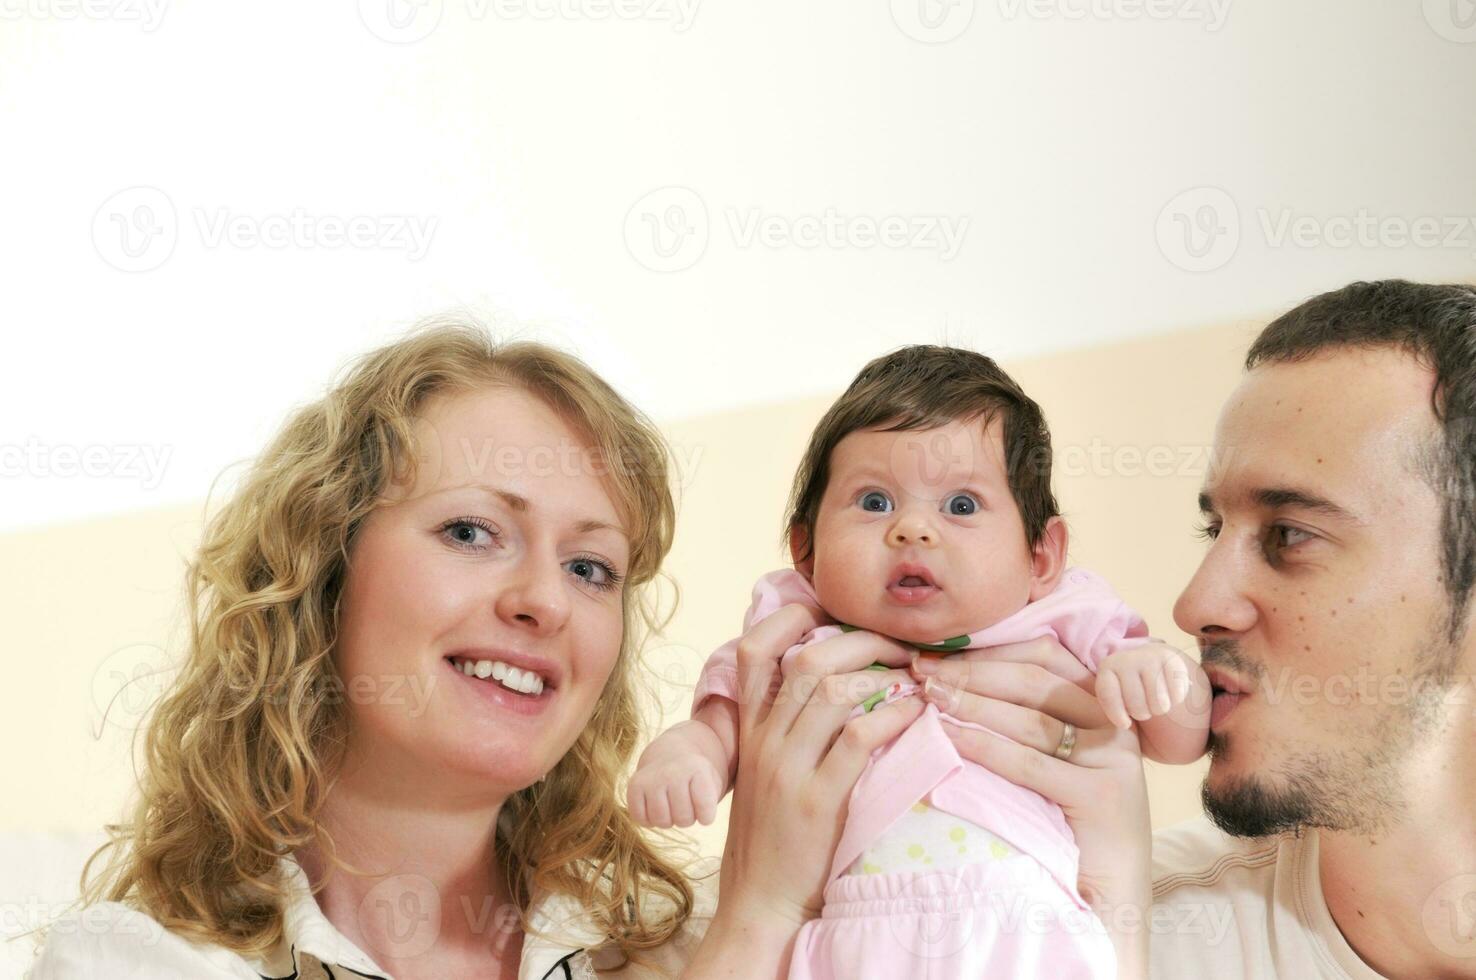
[4,0,1476,530]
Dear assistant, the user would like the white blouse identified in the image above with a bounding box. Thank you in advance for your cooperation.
[23,855,715,980]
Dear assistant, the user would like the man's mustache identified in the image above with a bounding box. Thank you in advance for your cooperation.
[1198,638,1266,683]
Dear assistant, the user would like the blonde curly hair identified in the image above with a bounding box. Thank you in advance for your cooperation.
[73,317,693,962]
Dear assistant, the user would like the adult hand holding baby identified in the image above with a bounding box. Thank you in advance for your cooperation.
[685,604,922,980]
[912,636,1153,980]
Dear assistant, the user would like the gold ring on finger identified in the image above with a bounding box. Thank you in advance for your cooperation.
[1053,721,1077,761]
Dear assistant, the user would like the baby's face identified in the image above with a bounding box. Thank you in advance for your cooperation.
[801,416,1046,643]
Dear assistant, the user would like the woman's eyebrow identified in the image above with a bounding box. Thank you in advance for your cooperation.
[445,483,625,536]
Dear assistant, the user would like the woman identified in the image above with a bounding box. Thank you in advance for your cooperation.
[28,319,1152,978]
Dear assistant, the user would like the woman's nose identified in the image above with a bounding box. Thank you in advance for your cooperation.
[494,553,571,635]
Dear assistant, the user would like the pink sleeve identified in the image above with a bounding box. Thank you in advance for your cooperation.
[690,569,819,714]
[1022,568,1151,674]
[1056,597,1151,674]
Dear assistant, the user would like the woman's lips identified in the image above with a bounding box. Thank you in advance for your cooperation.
[445,658,554,717]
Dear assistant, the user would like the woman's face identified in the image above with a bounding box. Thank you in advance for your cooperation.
[333,385,630,798]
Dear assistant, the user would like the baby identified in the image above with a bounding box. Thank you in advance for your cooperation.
[630,345,1210,978]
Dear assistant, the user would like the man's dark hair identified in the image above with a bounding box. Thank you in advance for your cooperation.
[785,344,1058,563]
[1247,279,1476,633]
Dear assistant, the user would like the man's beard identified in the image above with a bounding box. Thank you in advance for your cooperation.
[1198,626,1459,839]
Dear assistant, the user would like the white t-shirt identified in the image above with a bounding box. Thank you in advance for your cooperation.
[22,854,715,980]
[1150,816,1385,979]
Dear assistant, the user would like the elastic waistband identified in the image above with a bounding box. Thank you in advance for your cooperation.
[821,855,1070,920]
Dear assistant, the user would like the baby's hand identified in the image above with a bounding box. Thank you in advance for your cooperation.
[627,752,725,829]
[1095,643,1194,730]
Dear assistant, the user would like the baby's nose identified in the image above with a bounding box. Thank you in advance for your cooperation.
[889,521,935,545]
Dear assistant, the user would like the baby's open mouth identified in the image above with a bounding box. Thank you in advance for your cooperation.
[887,563,940,602]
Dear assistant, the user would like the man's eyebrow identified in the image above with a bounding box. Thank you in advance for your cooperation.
[442,484,624,536]
[1198,487,1357,522]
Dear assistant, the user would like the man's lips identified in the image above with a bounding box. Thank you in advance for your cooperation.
[1204,666,1250,728]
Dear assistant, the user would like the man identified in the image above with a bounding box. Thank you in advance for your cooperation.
[1151,280,1476,978]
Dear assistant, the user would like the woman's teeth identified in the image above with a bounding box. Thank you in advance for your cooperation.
[452,658,545,696]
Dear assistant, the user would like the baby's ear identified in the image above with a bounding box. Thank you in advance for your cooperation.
[1027,516,1068,601]
[788,524,815,579]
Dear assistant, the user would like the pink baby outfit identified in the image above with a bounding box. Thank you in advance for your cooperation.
[692,567,1149,979]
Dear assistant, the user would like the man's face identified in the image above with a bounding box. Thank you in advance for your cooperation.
[1173,346,1467,837]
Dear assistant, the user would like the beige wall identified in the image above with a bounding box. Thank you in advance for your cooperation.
[1,319,1257,860]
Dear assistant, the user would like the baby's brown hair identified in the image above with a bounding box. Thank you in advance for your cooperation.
[785,344,1058,563]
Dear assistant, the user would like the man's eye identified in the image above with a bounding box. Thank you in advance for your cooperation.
[1270,525,1313,549]
[1194,521,1221,541]
[858,491,893,513]
[943,493,978,516]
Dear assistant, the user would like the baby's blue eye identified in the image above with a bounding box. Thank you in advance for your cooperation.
[945,493,978,516]
[859,491,893,513]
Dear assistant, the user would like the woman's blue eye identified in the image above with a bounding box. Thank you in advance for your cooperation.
[944,493,978,516]
[567,556,624,592]
[859,491,893,513]
[442,517,497,549]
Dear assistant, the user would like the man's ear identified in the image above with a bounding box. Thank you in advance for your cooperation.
[788,524,815,578]
[1027,515,1068,601]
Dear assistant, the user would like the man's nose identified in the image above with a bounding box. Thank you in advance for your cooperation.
[1173,535,1257,638]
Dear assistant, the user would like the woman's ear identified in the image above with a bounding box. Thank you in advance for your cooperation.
[788,524,815,579]
[1027,515,1068,601]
